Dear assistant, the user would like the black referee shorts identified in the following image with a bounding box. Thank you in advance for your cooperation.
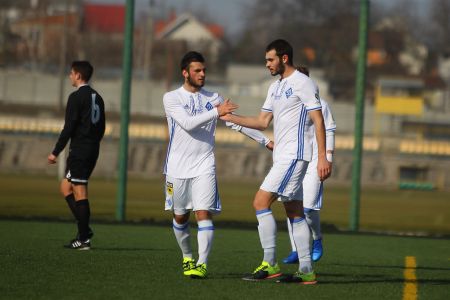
[65,145,100,185]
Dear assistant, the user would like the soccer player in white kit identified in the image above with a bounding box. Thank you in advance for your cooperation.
[163,51,272,279]
[221,40,332,284]
[282,67,336,264]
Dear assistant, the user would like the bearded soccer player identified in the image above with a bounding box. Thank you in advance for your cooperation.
[221,40,331,284]
[163,51,272,279]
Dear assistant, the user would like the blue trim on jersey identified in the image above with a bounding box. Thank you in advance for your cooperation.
[297,108,307,159]
[326,127,337,132]
[291,217,305,224]
[198,226,215,231]
[214,175,221,210]
[277,159,298,194]
[317,182,324,208]
[164,119,176,174]
[256,208,272,215]
[306,106,322,111]
[261,108,272,112]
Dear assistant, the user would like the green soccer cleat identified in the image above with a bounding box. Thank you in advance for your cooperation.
[187,263,207,279]
[276,271,317,285]
[242,261,282,281]
[182,257,196,276]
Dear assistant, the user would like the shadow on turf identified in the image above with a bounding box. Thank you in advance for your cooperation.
[327,262,450,272]
[209,273,450,286]
[317,278,450,285]
[92,247,173,252]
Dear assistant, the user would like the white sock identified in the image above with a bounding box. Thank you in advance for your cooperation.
[305,209,322,240]
[286,217,296,251]
[256,209,276,266]
[197,219,214,265]
[172,219,192,258]
[291,217,313,274]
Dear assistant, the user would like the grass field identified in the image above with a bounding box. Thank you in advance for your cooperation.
[1,220,449,299]
[0,174,449,235]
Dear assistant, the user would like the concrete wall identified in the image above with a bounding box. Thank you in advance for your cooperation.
[1,133,450,190]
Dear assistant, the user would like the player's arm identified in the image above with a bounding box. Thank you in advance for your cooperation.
[225,121,272,148]
[322,101,336,163]
[164,96,237,131]
[220,110,273,131]
[309,109,332,181]
[48,95,79,163]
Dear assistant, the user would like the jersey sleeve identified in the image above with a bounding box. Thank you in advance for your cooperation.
[163,92,219,131]
[298,78,321,111]
[261,84,275,113]
[225,122,270,146]
[321,99,336,151]
[52,93,79,156]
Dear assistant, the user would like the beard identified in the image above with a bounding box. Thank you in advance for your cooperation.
[271,61,285,76]
[187,74,204,88]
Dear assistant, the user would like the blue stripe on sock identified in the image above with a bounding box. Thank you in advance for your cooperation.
[291,217,305,224]
[198,226,215,231]
[256,209,271,215]
[173,221,188,231]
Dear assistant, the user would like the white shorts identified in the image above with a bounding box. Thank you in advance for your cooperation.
[164,173,221,215]
[302,158,323,210]
[260,159,308,201]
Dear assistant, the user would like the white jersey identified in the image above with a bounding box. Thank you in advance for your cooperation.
[163,86,270,178]
[262,70,321,162]
[163,86,221,178]
[311,98,336,161]
[303,98,336,210]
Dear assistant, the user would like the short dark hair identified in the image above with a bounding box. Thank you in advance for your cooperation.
[180,51,205,71]
[265,39,293,65]
[71,61,93,82]
[296,65,309,76]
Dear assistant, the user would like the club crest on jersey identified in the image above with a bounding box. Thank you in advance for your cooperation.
[285,88,293,98]
[205,102,213,111]
[166,182,173,195]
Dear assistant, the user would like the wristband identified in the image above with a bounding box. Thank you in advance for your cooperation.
[326,153,333,162]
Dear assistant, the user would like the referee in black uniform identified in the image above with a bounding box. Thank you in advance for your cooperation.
[48,61,105,250]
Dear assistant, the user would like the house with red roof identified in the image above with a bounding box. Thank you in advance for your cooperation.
[154,12,225,66]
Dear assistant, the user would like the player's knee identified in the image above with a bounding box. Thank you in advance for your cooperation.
[195,210,211,221]
[174,213,189,224]
[72,184,87,200]
[59,180,72,196]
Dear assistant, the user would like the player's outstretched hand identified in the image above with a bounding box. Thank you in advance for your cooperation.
[217,99,238,117]
[47,153,57,164]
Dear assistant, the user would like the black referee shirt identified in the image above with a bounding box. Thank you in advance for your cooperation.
[52,85,105,156]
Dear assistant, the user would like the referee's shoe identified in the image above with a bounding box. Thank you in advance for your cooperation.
[64,239,91,250]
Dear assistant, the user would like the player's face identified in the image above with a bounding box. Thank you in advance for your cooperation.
[184,62,206,89]
[69,69,80,87]
[265,50,285,76]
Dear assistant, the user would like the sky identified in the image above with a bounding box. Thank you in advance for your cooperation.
[89,0,430,39]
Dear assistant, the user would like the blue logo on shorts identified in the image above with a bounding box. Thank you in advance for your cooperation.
[285,88,293,98]
[205,102,213,111]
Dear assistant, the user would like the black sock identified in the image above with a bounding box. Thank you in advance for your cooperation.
[76,199,91,241]
[65,194,79,221]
